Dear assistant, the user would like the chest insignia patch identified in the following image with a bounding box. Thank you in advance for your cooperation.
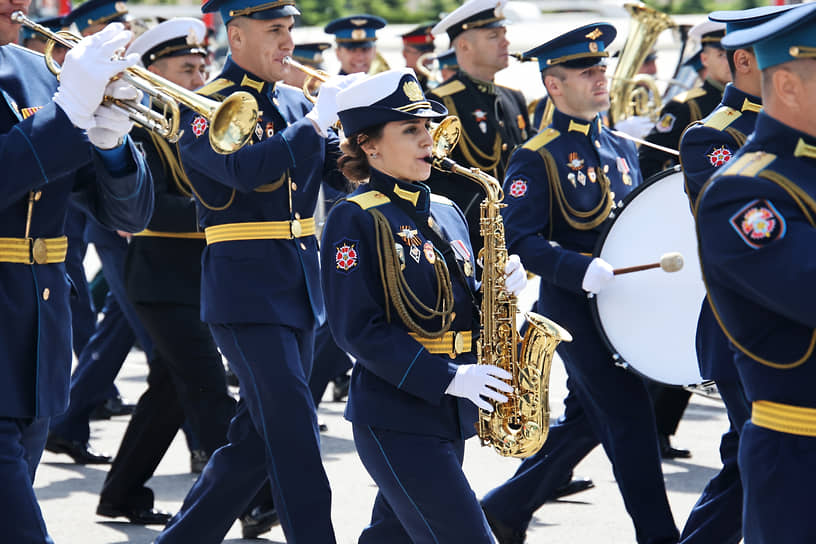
[577,171,586,185]
[729,199,786,249]
[255,122,263,141]
[508,178,528,198]
[473,109,488,134]
[567,152,584,171]
[707,145,733,167]
[335,240,359,272]
[266,122,275,138]
[588,169,597,183]
[423,240,436,264]
[191,115,209,137]
[567,172,577,187]
[410,245,422,263]
[397,225,421,247]
[656,113,675,133]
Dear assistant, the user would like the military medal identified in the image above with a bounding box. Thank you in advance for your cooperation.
[410,245,422,263]
[395,243,406,270]
[567,152,584,171]
[423,241,436,264]
[397,225,422,263]
[567,172,576,187]
[450,239,473,277]
[255,122,263,141]
[265,122,275,138]
[588,169,597,183]
[473,109,488,134]
[577,171,586,185]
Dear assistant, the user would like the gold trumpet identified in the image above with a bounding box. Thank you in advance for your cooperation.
[12,11,258,155]
[283,56,329,104]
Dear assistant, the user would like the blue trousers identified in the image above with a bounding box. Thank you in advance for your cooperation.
[0,417,53,543]
[482,301,679,544]
[64,207,94,357]
[679,379,750,544]
[354,424,494,544]
[156,323,335,544]
[308,320,353,406]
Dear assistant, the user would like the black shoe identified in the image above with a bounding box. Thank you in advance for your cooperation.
[225,367,239,388]
[241,505,280,539]
[96,503,172,525]
[659,434,691,459]
[318,420,328,433]
[190,449,209,474]
[45,435,112,464]
[332,374,350,402]
[90,396,135,420]
[482,507,526,544]
[548,477,595,501]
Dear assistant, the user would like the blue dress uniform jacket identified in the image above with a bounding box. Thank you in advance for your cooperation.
[0,44,153,420]
[179,57,344,329]
[696,111,816,544]
[321,170,479,440]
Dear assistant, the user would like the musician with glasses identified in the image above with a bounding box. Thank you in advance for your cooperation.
[0,4,153,540]
[479,23,679,544]
[695,4,816,541]
[152,0,357,541]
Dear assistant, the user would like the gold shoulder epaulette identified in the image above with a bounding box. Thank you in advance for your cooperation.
[672,87,707,104]
[703,106,741,131]
[430,194,454,206]
[523,128,560,151]
[431,80,466,98]
[346,190,391,210]
[196,78,234,97]
[720,151,777,177]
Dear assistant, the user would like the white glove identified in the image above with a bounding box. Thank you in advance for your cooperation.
[306,72,367,137]
[582,258,615,295]
[613,115,654,140]
[54,23,138,129]
[503,254,526,296]
[445,364,513,412]
[87,80,142,149]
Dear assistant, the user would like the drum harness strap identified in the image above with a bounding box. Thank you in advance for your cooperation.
[696,161,816,370]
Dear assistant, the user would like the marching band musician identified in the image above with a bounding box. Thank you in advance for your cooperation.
[93,17,238,527]
[436,47,458,83]
[324,14,386,75]
[282,41,330,91]
[0,2,153,539]
[678,8,792,542]
[695,4,816,541]
[427,0,532,257]
[318,67,526,543]
[400,22,435,91]
[480,24,680,544]
[639,21,730,179]
[151,0,358,541]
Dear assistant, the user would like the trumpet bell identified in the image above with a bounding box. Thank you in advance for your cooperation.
[209,91,258,155]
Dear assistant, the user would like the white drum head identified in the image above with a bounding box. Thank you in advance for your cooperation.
[593,168,706,386]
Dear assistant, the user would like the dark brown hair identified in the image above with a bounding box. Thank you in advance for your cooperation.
[338,124,385,185]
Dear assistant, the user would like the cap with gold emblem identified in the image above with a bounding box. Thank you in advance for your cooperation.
[689,20,726,49]
[324,14,387,50]
[292,42,331,67]
[432,0,508,42]
[201,0,299,24]
[401,23,435,53]
[65,0,129,33]
[336,68,448,135]
[523,22,616,71]
[126,17,207,68]
[435,47,458,71]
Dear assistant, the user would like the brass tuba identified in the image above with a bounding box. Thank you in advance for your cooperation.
[608,3,674,126]
[12,11,258,155]
[429,117,572,458]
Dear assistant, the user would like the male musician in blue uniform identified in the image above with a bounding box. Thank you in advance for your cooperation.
[480,24,680,544]
[0,7,153,541]
[153,0,354,541]
[678,8,792,541]
[325,14,386,75]
[639,21,730,179]
[428,0,532,256]
[401,22,435,91]
[282,41,330,91]
[695,4,816,541]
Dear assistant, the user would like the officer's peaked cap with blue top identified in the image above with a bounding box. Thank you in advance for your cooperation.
[436,47,458,70]
[324,15,386,49]
[709,4,797,36]
[292,42,331,67]
[65,0,128,32]
[432,0,509,42]
[201,0,300,25]
[720,2,816,70]
[337,69,448,136]
[523,23,616,72]
[20,16,64,41]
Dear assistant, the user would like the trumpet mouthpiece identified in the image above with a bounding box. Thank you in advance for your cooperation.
[659,252,683,273]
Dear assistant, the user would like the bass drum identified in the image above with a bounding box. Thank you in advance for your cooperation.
[590,166,706,386]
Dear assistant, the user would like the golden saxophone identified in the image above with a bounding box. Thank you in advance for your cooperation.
[429,118,572,458]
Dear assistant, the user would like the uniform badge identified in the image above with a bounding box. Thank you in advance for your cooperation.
[403,81,424,102]
[20,106,43,119]
[656,113,675,133]
[577,171,586,185]
[707,145,733,167]
[451,240,473,277]
[567,152,584,171]
[508,178,528,198]
[335,240,359,273]
[191,115,208,137]
[567,172,577,187]
[410,245,422,263]
[729,199,786,249]
[395,243,406,270]
[397,225,421,247]
[473,109,488,134]
[588,169,597,183]
[423,241,436,264]
[266,122,275,138]
[255,122,263,141]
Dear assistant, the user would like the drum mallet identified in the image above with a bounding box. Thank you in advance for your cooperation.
[613,252,684,275]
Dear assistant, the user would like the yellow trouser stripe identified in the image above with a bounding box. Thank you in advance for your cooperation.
[133,229,206,240]
[752,400,816,437]
[205,218,315,245]
[0,236,67,264]
[408,331,472,356]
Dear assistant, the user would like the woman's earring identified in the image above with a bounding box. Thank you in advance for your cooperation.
[370,153,378,159]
